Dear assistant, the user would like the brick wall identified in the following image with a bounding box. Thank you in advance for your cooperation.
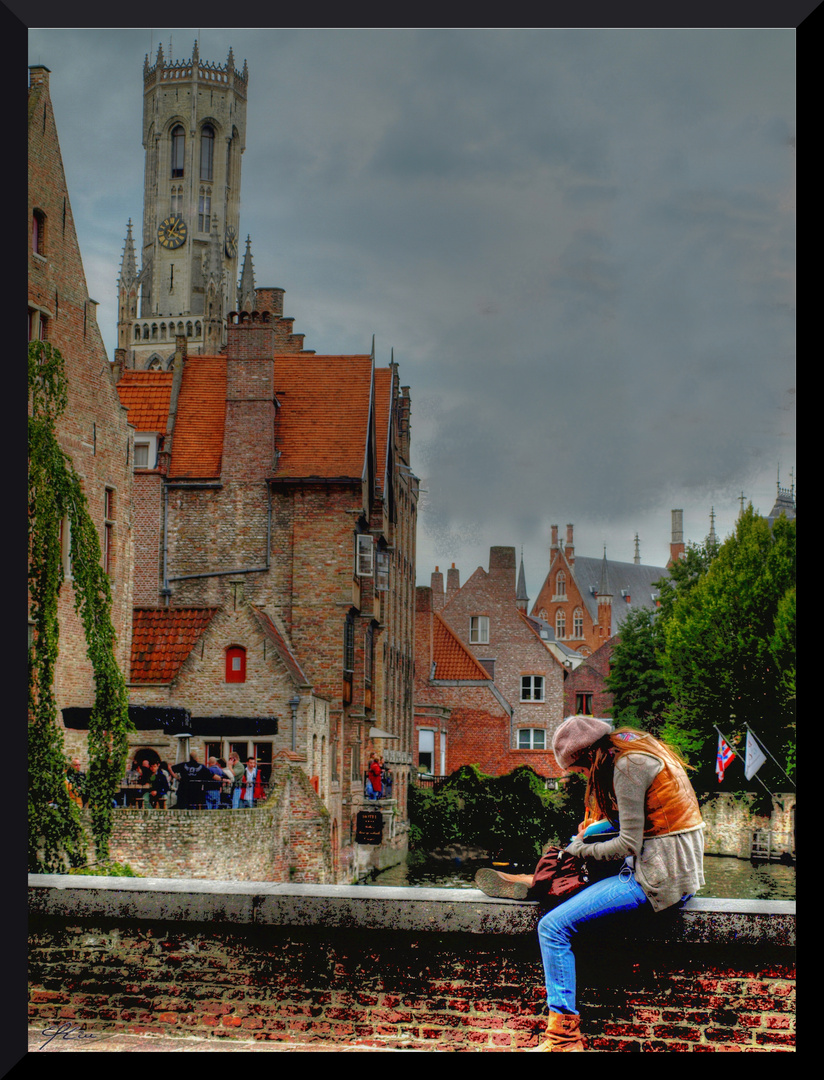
[27,881,795,1052]
[563,638,615,717]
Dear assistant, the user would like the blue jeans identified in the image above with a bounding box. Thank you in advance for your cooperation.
[537,861,648,1015]
[232,787,241,809]
[205,790,220,810]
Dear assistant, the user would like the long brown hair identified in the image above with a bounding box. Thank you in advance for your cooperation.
[583,727,692,824]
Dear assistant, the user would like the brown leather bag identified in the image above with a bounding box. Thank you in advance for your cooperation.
[527,845,617,907]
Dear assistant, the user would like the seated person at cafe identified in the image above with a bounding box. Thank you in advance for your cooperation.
[143,761,170,808]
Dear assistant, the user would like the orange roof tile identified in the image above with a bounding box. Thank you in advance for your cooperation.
[116,371,173,432]
[432,613,492,680]
[130,607,218,683]
[168,357,227,479]
[272,355,373,479]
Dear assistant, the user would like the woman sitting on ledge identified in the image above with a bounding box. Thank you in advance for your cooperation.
[480,716,705,1052]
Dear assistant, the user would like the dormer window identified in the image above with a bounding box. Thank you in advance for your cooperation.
[133,433,158,469]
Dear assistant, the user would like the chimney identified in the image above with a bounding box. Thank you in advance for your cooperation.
[112,348,127,384]
[29,65,51,91]
[254,287,284,317]
[565,524,575,564]
[669,509,685,566]
[446,563,460,602]
[431,566,444,611]
[551,525,559,552]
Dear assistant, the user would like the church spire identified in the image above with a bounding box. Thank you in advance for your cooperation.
[516,549,529,613]
[237,235,256,312]
[118,218,138,289]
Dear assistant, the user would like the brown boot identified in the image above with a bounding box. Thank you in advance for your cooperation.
[527,1011,586,1052]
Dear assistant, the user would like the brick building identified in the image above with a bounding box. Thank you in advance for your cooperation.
[416,548,566,779]
[530,521,676,657]
[113,300,417,881]
[28,65,135,729]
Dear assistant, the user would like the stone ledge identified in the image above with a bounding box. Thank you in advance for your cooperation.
[28,875,795,945]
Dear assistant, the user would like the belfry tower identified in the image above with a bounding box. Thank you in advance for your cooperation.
[117,42,251,367]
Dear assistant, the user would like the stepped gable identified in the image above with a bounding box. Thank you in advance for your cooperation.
[168,356,228,479]
[273,355,373,479]
[432,613,492,681]
[116,370,173,431]
[131,607,218,683]
[374,366,393,494]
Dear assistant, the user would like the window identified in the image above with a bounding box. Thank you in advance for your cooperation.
[171,125,185,178]
[376,549,390,591]
[576,693,593,715]
[356,534,373,577]
[198,187,211,232]
[133,434,157,469]
[343,615,355,675]
[103,488,115,576]
[28,307,48,342]
[573,608,584,638]
[469,616,490,644]
[518,729,546,750]
[555,571,566,598]
[364,627,373,688]
[225,646,246,683]
[418,729,435,773]
[521,675,545,702]
[555,609,566,639]
[32,209,46,256]
[200,124,215,181]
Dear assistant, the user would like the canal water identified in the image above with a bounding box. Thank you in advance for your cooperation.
[363,852,795,901]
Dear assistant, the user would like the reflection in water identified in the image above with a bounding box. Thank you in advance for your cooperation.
[363,852,795,900]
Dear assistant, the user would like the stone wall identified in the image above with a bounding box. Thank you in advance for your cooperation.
[28,878,795,1052]
[700,793,796,860]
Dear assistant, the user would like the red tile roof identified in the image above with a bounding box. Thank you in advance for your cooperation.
[116,371,173,432]
[168,357,227,479]
[273,355,373,479]
[432,613,492,680]
[130,607,218,683]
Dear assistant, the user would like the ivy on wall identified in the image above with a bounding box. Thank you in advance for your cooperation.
[28,340,132,871]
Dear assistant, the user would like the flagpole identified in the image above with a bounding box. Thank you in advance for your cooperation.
[745,725,796,788]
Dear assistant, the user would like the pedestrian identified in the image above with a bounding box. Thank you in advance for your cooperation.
[528,717,705,1052]
[367,755,382,800]
[217,757,233,808]
[228,753,245,809]
[205,757,224,810]
[171,753,212,810]
[239,757,263,808]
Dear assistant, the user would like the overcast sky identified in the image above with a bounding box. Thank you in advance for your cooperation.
[28,27,795,591]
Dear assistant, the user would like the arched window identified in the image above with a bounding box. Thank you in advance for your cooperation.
[555,570,566,598]
[198,187,211,232]
[171,124,185,178]
[573,607,584,638]
[225,646,246,683]
[555,608,566,639]
[200,124,215,181]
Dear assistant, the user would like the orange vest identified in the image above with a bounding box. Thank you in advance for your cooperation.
[635,751,703,837]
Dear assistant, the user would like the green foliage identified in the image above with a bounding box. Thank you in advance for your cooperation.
[605,606,668,734]
[409,765,586,865]
[28,341,133,872]
[68,862,139,877]
[661,506,796,787]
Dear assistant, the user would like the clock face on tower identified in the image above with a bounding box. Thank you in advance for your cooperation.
[158,214,188,250]
[225,226,238,259]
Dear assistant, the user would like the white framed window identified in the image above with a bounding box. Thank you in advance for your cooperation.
[518,728,546,750]
[469,616,489,644]
[356,534,373,577]
[520,675,545,702]
[376,549,390,591]
[133,433,158,469]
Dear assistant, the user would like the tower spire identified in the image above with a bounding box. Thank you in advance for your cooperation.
[237,235,256,312]
[516,548,529,612]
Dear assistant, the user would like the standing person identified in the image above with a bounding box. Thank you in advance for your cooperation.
[172,753,212,810]
[528,717,704,1052]
[229,753,245,809]
[205,757,224,810]
[217,758,234,808]
[239,757,263,808]
[367,755,383,800]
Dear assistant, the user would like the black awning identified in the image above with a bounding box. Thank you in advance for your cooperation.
[189,717,279,737]
[62,706,192,734]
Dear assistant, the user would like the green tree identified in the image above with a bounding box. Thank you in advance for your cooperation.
[660,505,795,785]
[604,606,669,734]
[28,341,132,871]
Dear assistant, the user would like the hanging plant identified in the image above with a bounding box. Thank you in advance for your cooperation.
[28,340,132,871]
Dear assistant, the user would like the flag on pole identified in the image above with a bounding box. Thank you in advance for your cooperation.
[744,730,767,780]
[716,733,735,782]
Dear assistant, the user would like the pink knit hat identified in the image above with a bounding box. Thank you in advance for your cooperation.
[552,716,613,770]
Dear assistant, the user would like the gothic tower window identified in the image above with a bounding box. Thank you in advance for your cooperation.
[200,124,215,181]
[171,125,185,178]
[555,608,566,639]
[198,188,212,233]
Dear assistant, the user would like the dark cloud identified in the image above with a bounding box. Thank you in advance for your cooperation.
[28,27,795,586]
